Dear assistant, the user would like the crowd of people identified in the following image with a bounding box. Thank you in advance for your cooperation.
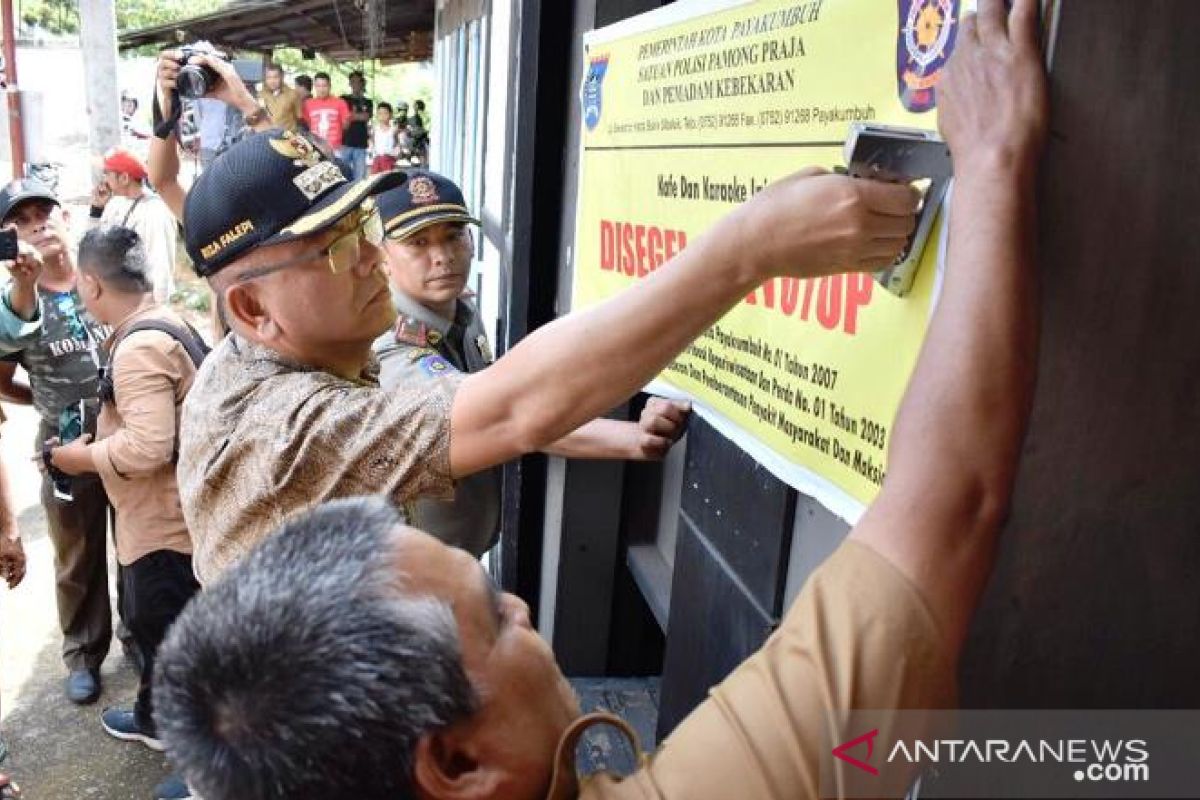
[0,1,1047,798]
[160,57,433,181]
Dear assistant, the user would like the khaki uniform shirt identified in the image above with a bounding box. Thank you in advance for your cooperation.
[92,303,196,566]
[373,291,501,556]
[562,541,955,800]
[260,85,303,132]
[177,334,461,585]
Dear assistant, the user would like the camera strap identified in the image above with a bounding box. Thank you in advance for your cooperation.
[151,87,182,141]
[120,197,142,227]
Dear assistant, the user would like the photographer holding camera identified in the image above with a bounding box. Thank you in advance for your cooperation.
[147,45,275,222]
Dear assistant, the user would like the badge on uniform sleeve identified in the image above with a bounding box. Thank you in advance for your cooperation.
[418,353,454,376]
[394,316,428,347]
[475,334,494,364]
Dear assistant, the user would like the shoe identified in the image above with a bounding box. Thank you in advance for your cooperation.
[100,707,163,752]
[65,669,100,705]
[153,773,193,799]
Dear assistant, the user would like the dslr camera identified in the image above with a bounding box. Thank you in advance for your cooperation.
[176,41,225,99]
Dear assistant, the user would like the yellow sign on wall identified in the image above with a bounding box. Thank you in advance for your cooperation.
[573,0,968,519]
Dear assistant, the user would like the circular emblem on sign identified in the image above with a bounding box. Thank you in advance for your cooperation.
[903,0,955,71]
[409,175,439,205]
[896,0,960,112]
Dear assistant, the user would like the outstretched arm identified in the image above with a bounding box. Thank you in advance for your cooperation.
[449,171,920,477]
[541,398,689,460]
[848,0,1049,654]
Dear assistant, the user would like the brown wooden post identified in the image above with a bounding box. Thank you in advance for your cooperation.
[1,0,24,180]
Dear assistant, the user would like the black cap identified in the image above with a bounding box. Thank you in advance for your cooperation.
[0,179,59,223]
[376,169,480,241]
[183,127,405,277]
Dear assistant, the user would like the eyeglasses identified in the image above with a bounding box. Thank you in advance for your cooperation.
[234,207,385,283]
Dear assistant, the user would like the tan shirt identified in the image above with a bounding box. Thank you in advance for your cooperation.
[92,303,197,566]
[566,541,955,800]
[260,85,303,132]
[177,334,461,585]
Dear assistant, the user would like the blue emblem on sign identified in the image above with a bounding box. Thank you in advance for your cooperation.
[418,353,454,377]
[896,0,960,113]
[583,53,610,131]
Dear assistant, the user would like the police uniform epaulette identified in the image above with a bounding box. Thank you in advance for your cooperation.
[394,314,448,348]
[394,314,429,347]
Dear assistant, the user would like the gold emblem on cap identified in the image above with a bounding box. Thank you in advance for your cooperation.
[409,175,440,205]
[293,161,346,201]
[270,130,323,168]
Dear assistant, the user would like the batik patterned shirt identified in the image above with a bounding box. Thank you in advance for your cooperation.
[177,333,462,584]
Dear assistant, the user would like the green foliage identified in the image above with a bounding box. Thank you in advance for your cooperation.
[19,0,227,37]
[20,0,78,34]
[115,0,227,32]
[170,283,211,313]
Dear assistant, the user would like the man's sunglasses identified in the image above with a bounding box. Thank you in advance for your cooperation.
[234,207,385,283]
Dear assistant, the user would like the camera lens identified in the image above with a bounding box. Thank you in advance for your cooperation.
[177,65,211,99]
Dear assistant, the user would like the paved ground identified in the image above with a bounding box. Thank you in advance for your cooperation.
[0,404,171,798]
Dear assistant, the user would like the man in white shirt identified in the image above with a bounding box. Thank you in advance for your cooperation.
[89,148,179,302]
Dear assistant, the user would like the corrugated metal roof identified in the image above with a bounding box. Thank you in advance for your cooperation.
[119,0,434,64]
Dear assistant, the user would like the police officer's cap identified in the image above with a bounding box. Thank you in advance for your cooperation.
[376,169,480,242]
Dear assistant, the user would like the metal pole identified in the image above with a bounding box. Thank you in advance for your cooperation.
[1,0,24,179]
[78,0,121,179]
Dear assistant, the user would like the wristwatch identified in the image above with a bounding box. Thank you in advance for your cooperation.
[243,105,272,128]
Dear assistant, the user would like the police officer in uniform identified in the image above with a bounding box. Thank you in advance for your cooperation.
[373,171,689,556]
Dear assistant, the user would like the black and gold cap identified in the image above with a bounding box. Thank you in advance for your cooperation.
[183,128,406,277]
[376,169,480,241]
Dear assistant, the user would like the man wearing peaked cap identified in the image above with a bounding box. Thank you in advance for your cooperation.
[0,178,117,707]
[372,170,689,557]
[89,147,179,302]
[177,124,921,585]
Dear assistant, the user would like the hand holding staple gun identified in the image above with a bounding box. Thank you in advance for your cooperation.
[842,122,953,297]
